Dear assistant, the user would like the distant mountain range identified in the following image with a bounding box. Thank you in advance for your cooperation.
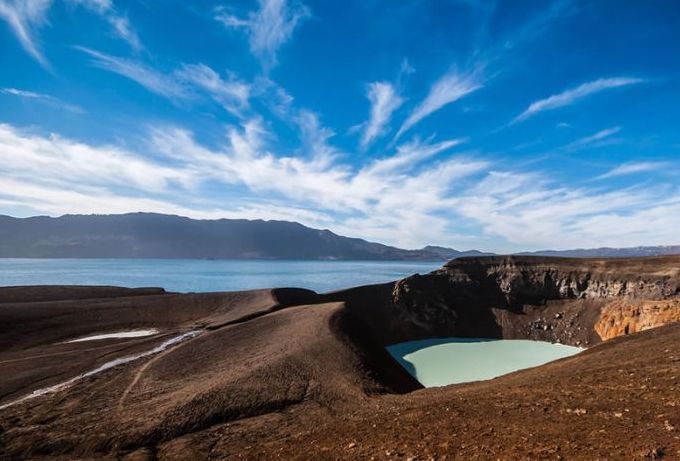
[520,246,680,258]
[0,213,677,261]
[0,213,483,260]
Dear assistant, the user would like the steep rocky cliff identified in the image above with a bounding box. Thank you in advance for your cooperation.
[595,298,680,340]
[441,256,680,301]
[330,255,680,347]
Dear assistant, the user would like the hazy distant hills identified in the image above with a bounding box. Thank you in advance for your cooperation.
[0,213,677,260]
[521,246,680,258]
[420,245,495,260]
[0,213,470,260]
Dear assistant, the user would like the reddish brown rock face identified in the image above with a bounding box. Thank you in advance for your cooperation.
[596,299,680,340]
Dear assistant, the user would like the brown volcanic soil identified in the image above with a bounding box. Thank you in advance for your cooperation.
[1,256,679,460]
[164,323,680,461]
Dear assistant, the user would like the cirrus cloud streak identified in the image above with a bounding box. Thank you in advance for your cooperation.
[514,77,643,123]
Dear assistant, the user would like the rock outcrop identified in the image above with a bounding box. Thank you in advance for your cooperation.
[443,255,680,301]
[596,298,680,340]
[330,255,680,346]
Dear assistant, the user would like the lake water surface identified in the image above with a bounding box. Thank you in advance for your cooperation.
[0,259,442,293]
[387,338,582,387]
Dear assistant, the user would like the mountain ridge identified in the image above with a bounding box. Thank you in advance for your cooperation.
[0,213,447,260]
[0,213,678,260]
[520,245,680,258]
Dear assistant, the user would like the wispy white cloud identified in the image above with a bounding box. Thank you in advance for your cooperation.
[248,0,309,65]
[514,77,643,123]
[396,69,482,139]
[0,123,193,192]
[148,121,486,247]
[216,0,310,69]
[451,170,680,250]
[294,110,338,164]
[0,0,52,68]
[1,87,42,98]
[175,64,250,115]
[0,0,141,68]
[76,47,191,99]
[360,82,404,149]
[76,48,251,116]
[215,9,249,28]
[250,79,339,163]
[565,126,621,149]
[0,176,334,226]
[67,0,141,50]
[597,161,668,180]
[107,14,140,50]
[0,87,84,113]
[363,136,465,176]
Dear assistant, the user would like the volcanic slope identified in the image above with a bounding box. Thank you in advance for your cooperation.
[0,255,679,460]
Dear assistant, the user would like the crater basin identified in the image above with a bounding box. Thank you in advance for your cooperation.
[387,338,583,388]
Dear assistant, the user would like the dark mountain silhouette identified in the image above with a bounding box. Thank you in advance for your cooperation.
[0,213,454,260]
[0,213,677,260]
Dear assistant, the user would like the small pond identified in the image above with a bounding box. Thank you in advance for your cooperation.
[387,338,583,387]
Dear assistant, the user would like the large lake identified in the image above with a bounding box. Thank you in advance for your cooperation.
[0,259,442,293]
[387,338,583,387]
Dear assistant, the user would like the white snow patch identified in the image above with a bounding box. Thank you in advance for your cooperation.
[1,330,201,411]
[65,329,159,343]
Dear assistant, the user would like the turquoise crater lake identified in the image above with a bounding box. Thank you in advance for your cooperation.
[387,338,583,388]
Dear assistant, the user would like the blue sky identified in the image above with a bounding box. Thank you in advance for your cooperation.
[0,0,679,252]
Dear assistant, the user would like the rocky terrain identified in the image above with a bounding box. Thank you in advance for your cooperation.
[0,255,679,460]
